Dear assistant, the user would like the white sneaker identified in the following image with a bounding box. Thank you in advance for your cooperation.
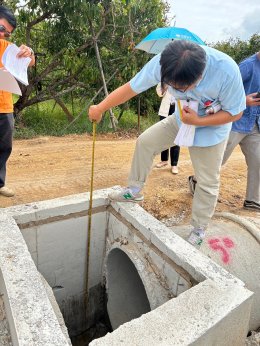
[108,187,144,202]
[171,166,178,174]
[0,186,15,197]
[187,228,205,248]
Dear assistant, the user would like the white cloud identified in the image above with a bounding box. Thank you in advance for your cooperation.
[168,0,260,42]
[220,8,260,41]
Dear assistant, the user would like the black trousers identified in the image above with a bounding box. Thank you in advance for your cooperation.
[0,113,14,187]
[159,104,180,166]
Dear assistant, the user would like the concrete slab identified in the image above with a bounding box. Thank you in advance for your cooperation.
[90,279,253,346]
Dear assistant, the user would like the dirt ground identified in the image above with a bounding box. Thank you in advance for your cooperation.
[1,133,258,224]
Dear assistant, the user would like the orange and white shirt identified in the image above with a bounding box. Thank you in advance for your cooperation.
[0,39,13,113]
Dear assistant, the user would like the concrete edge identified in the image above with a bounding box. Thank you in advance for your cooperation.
[215,212,260,244]
[0,213,70,346]
[3,188,116,225]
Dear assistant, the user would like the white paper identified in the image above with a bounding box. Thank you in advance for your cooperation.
[2,44,31,85]
[0,68,22,95]
[174,100,198,147]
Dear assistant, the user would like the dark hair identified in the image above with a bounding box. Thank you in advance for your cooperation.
[0,5,16,29]
[160,40,206,88]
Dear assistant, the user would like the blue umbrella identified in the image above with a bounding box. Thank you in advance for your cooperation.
[135,27,205,54]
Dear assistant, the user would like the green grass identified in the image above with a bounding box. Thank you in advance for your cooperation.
[14,99,158,139]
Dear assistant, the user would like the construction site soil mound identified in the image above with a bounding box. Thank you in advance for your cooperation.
[1,133,258,223]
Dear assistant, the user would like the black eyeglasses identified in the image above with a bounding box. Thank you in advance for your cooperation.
[173,86,190,93]
[0,25,12,38]
[169,84,190,93]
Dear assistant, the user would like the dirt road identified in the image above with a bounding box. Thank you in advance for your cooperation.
[2,133,257,224]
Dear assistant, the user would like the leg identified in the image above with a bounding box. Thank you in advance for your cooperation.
[128,115,179,188]
[0,113,14,187]
[188,131,246,196]
[222,130,245,165]
[239,125,260,204]
[159,116,169,164]
[160,148,169,162]
[170,145,180,166]
[189,139,227,230]
[188,130,244,196]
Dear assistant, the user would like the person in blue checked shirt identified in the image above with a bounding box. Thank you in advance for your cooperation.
[88,40,246,248]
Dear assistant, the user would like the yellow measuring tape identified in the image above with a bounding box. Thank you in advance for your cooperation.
[85,121,96,303]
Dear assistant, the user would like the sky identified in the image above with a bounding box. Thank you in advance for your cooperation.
[168,0,260,43]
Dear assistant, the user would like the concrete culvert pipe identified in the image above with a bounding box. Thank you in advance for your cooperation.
[106,248,151,330]
[173,213,260,331]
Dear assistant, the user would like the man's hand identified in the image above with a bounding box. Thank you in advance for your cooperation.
[181,106,201,125]
[17,44,33,58]
[246,92,260,106]
[17,44,35,66]
[181,106,242,126]
[88,105,103,123]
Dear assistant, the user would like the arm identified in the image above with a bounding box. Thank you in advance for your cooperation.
[89,82,137,122]
[239,61,260,106]
[182,60,245,126]
[89,53,161,122]
[181,108,243,126]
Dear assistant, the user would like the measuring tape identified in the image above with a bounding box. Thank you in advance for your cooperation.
[85,121,96,304]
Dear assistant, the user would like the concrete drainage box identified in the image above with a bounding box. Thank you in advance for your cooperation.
[0,188,254,346]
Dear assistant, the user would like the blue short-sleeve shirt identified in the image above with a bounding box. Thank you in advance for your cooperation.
[130,46,246,147]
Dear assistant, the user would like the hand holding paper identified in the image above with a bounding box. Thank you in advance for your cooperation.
[181,105,200,124]
[2,44,31,85]
[174,100,199,147]
[0,43,31,95]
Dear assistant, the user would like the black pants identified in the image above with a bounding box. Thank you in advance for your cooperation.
[159,104,180,166]
[0,113,14,187]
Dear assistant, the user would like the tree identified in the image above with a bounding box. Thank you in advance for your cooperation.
[212,34,260,63]
[2,0,168,121]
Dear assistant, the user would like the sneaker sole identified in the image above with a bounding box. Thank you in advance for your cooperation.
[155,162,168,168]
[243,205,260,211]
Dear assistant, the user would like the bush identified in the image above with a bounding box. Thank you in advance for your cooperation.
[14,99,158,138]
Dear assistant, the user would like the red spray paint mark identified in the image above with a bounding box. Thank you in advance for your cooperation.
[208,237,235,264]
